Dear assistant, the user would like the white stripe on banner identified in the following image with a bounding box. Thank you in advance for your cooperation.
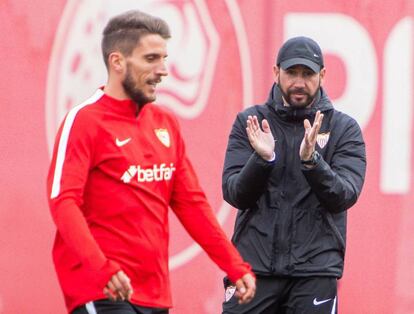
[331,296,337,314]
[85,301,97,314]
[50,89,104,199]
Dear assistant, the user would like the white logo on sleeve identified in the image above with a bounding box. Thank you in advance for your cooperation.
[116,137,132,147]
[313,298,332,306]
[121,163,176,184]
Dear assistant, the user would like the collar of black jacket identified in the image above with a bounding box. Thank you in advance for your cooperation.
[266,83,333,122]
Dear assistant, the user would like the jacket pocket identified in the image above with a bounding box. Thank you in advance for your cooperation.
[291,207,342,263]
[233,205,276,272]
[292,207,323,248]
[232,208,255,243]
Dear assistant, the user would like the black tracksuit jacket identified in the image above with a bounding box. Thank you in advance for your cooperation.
[222,84,366,278]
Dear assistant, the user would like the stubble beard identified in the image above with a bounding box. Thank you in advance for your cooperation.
[122,65,154,109]
[278,78,320,108]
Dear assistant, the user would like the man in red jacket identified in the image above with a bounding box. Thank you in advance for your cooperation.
[47,10,255,314]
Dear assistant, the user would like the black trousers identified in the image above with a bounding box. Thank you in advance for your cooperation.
[72,299,169,314]
[222,275,338,314]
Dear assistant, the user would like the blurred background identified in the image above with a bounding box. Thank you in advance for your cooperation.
[1,0,413,313]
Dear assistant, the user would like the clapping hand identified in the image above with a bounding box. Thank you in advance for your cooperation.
[299,110,324,161]
[246,115,275,161]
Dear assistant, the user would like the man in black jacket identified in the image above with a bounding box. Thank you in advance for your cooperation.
[221,36,366,313]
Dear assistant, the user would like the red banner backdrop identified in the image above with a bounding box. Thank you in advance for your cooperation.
[0,1,413,313]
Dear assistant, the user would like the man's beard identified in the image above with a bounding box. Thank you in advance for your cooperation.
[122,66,153,109]
[279,79,320,108]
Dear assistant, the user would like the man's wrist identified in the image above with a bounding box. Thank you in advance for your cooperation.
[262,151,276,162]
[267,152,276,162]
[301,151,321,167]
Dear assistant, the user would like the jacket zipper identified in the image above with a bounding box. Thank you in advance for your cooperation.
[273,118,302,274]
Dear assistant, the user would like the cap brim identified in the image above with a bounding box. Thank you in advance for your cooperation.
[280,58,321,73]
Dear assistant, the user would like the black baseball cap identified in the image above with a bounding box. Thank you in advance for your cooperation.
[276,36,324,73]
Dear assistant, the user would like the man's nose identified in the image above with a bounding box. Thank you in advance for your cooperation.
[292,75,306,87]
[156,61,168,77]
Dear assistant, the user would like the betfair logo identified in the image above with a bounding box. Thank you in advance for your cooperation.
[121,163,176,184]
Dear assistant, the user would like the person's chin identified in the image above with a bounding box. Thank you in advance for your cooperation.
[145,93,156,103]
[144,87,156,99]
[290,101,309,109]
[289,96,310,108]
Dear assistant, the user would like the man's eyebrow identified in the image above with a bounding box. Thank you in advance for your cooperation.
[144,53,168,58]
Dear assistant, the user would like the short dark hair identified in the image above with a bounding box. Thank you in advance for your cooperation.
[101,10,171,68]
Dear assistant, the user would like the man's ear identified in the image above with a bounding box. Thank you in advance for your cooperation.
[273,65,280,83]
[108,52,125,74]
[319,68,326,86]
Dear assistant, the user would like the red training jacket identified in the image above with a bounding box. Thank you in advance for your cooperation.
[47,88,251,313]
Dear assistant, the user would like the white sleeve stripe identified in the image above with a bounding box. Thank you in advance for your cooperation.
[50,89,104,199]
[85,301,97,314]
[331,296,337,314]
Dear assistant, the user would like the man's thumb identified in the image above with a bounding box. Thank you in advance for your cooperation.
[235,279,247,294]
[262,119,271,133]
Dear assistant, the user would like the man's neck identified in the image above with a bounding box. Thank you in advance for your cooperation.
[103,80,129,101]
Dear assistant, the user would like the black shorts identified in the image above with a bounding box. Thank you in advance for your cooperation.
[72,299,169,314]
[222,275,338,314]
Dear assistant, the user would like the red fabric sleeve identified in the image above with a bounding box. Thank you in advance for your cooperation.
[47,109,120,280]
[169,120,252,283]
